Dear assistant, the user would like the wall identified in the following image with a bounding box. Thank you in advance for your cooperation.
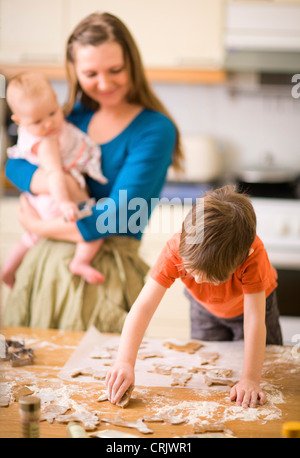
[52,79,300,176]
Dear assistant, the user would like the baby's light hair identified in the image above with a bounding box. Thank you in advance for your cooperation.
[6,72,54,113]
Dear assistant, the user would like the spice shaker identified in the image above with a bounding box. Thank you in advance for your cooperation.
[19,395,41,438]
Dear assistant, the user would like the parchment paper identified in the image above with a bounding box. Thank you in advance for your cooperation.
[58,326,244,389]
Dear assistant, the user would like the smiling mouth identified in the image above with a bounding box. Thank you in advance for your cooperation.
[99,89,118,97]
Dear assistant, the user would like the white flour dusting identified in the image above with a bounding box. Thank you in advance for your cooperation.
[147,388,283,425]
[2,329,296,432]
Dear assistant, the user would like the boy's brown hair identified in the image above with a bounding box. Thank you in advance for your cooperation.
[178,185,256,282]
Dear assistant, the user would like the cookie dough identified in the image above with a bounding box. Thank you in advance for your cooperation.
[97,385,134,408]
[163,341,203,354]
[56,411,100,430]
[198,352,219,365]
[204,375,236,387]
[102,415,153,434]
[41,405,70,423]
[193,422,226,433]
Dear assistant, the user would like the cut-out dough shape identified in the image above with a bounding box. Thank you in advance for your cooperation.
[56,411,100,430]
[97,390,108,402]
[41,405,70,423]
[12,385,34,401]
[163,341,203,354]
[97,385,134,408]
[188,367,207,374]
[198,352,219,365]
[149,364,183,375]
[143,414,185,425]
[70,367,94,377]
[204,375,236,387]
[0,384,34,407]
[102,415,153,434]
[137,350,163,360]
[89,349,111,359]
[207,368,233,378]
[117,384,135,408]
[193,422,226,434]
[170,371,192,387]
[0,395,10,407]
[70,367,106,380]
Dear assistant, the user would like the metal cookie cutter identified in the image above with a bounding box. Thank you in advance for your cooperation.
[0,339,35,367]
[77,198,96,220]
[10,347,35,367]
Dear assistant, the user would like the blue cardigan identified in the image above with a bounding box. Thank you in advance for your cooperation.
[5,105,176,241]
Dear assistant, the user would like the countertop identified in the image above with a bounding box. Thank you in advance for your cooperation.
[0,326,299,439]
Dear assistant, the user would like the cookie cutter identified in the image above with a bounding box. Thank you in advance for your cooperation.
[77,198,96,220]
[10,347,35,367]
[0,339,35,367]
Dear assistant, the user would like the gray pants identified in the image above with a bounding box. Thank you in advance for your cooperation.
[186,289,283,345]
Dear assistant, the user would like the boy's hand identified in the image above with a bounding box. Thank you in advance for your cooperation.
[230,379,266,408]
[60,201,78,222]
[105,362,135,405]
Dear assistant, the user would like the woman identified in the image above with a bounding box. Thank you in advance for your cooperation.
[3,12,184,332]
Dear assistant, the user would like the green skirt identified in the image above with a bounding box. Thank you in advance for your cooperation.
[3,236,149,333]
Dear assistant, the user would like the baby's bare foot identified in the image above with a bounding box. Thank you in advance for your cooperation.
[1,269,15,288]
[70,261,105,284]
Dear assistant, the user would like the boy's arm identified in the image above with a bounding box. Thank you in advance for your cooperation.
[230,290,267,408]
[106,278,167,404]
[37,138,78,221]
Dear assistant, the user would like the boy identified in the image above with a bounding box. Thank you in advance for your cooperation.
[105,186,282,408]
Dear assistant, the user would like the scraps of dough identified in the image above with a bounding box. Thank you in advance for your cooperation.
[58,326,245,390]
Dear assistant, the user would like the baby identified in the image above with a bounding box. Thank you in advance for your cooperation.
[1,72,107,288]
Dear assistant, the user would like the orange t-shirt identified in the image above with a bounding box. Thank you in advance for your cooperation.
[150,233,278,319]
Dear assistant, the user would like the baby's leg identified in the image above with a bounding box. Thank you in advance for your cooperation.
[69,239,105,284]
[1,240,30,288]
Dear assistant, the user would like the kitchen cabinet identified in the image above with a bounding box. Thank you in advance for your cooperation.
[0,0,225,74]
[68,0,225,69]
[0,0,68,63]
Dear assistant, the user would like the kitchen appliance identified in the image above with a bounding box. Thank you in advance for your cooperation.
[250,198,300,317]
[236,158,300,200]
[224,1,300,73]
[237,152,300,316]
[177,134,223,183]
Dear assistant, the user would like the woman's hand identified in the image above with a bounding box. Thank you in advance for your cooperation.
[230,378,266,408]
[105,362,135,404]
[59,200,79,222]
[17,193,83,242]
[18,193,43,235]
[31,168,89,203]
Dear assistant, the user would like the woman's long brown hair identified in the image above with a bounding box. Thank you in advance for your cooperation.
[64,12,184,173]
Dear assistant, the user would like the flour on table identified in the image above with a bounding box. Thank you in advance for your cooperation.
[56,327,288,428]
[101,415,153,434]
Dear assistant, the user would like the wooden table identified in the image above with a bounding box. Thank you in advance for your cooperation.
[1,326,299,439]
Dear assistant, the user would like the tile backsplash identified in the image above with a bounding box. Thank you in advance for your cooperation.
[154,82,300,174]
[52,78,300,176]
